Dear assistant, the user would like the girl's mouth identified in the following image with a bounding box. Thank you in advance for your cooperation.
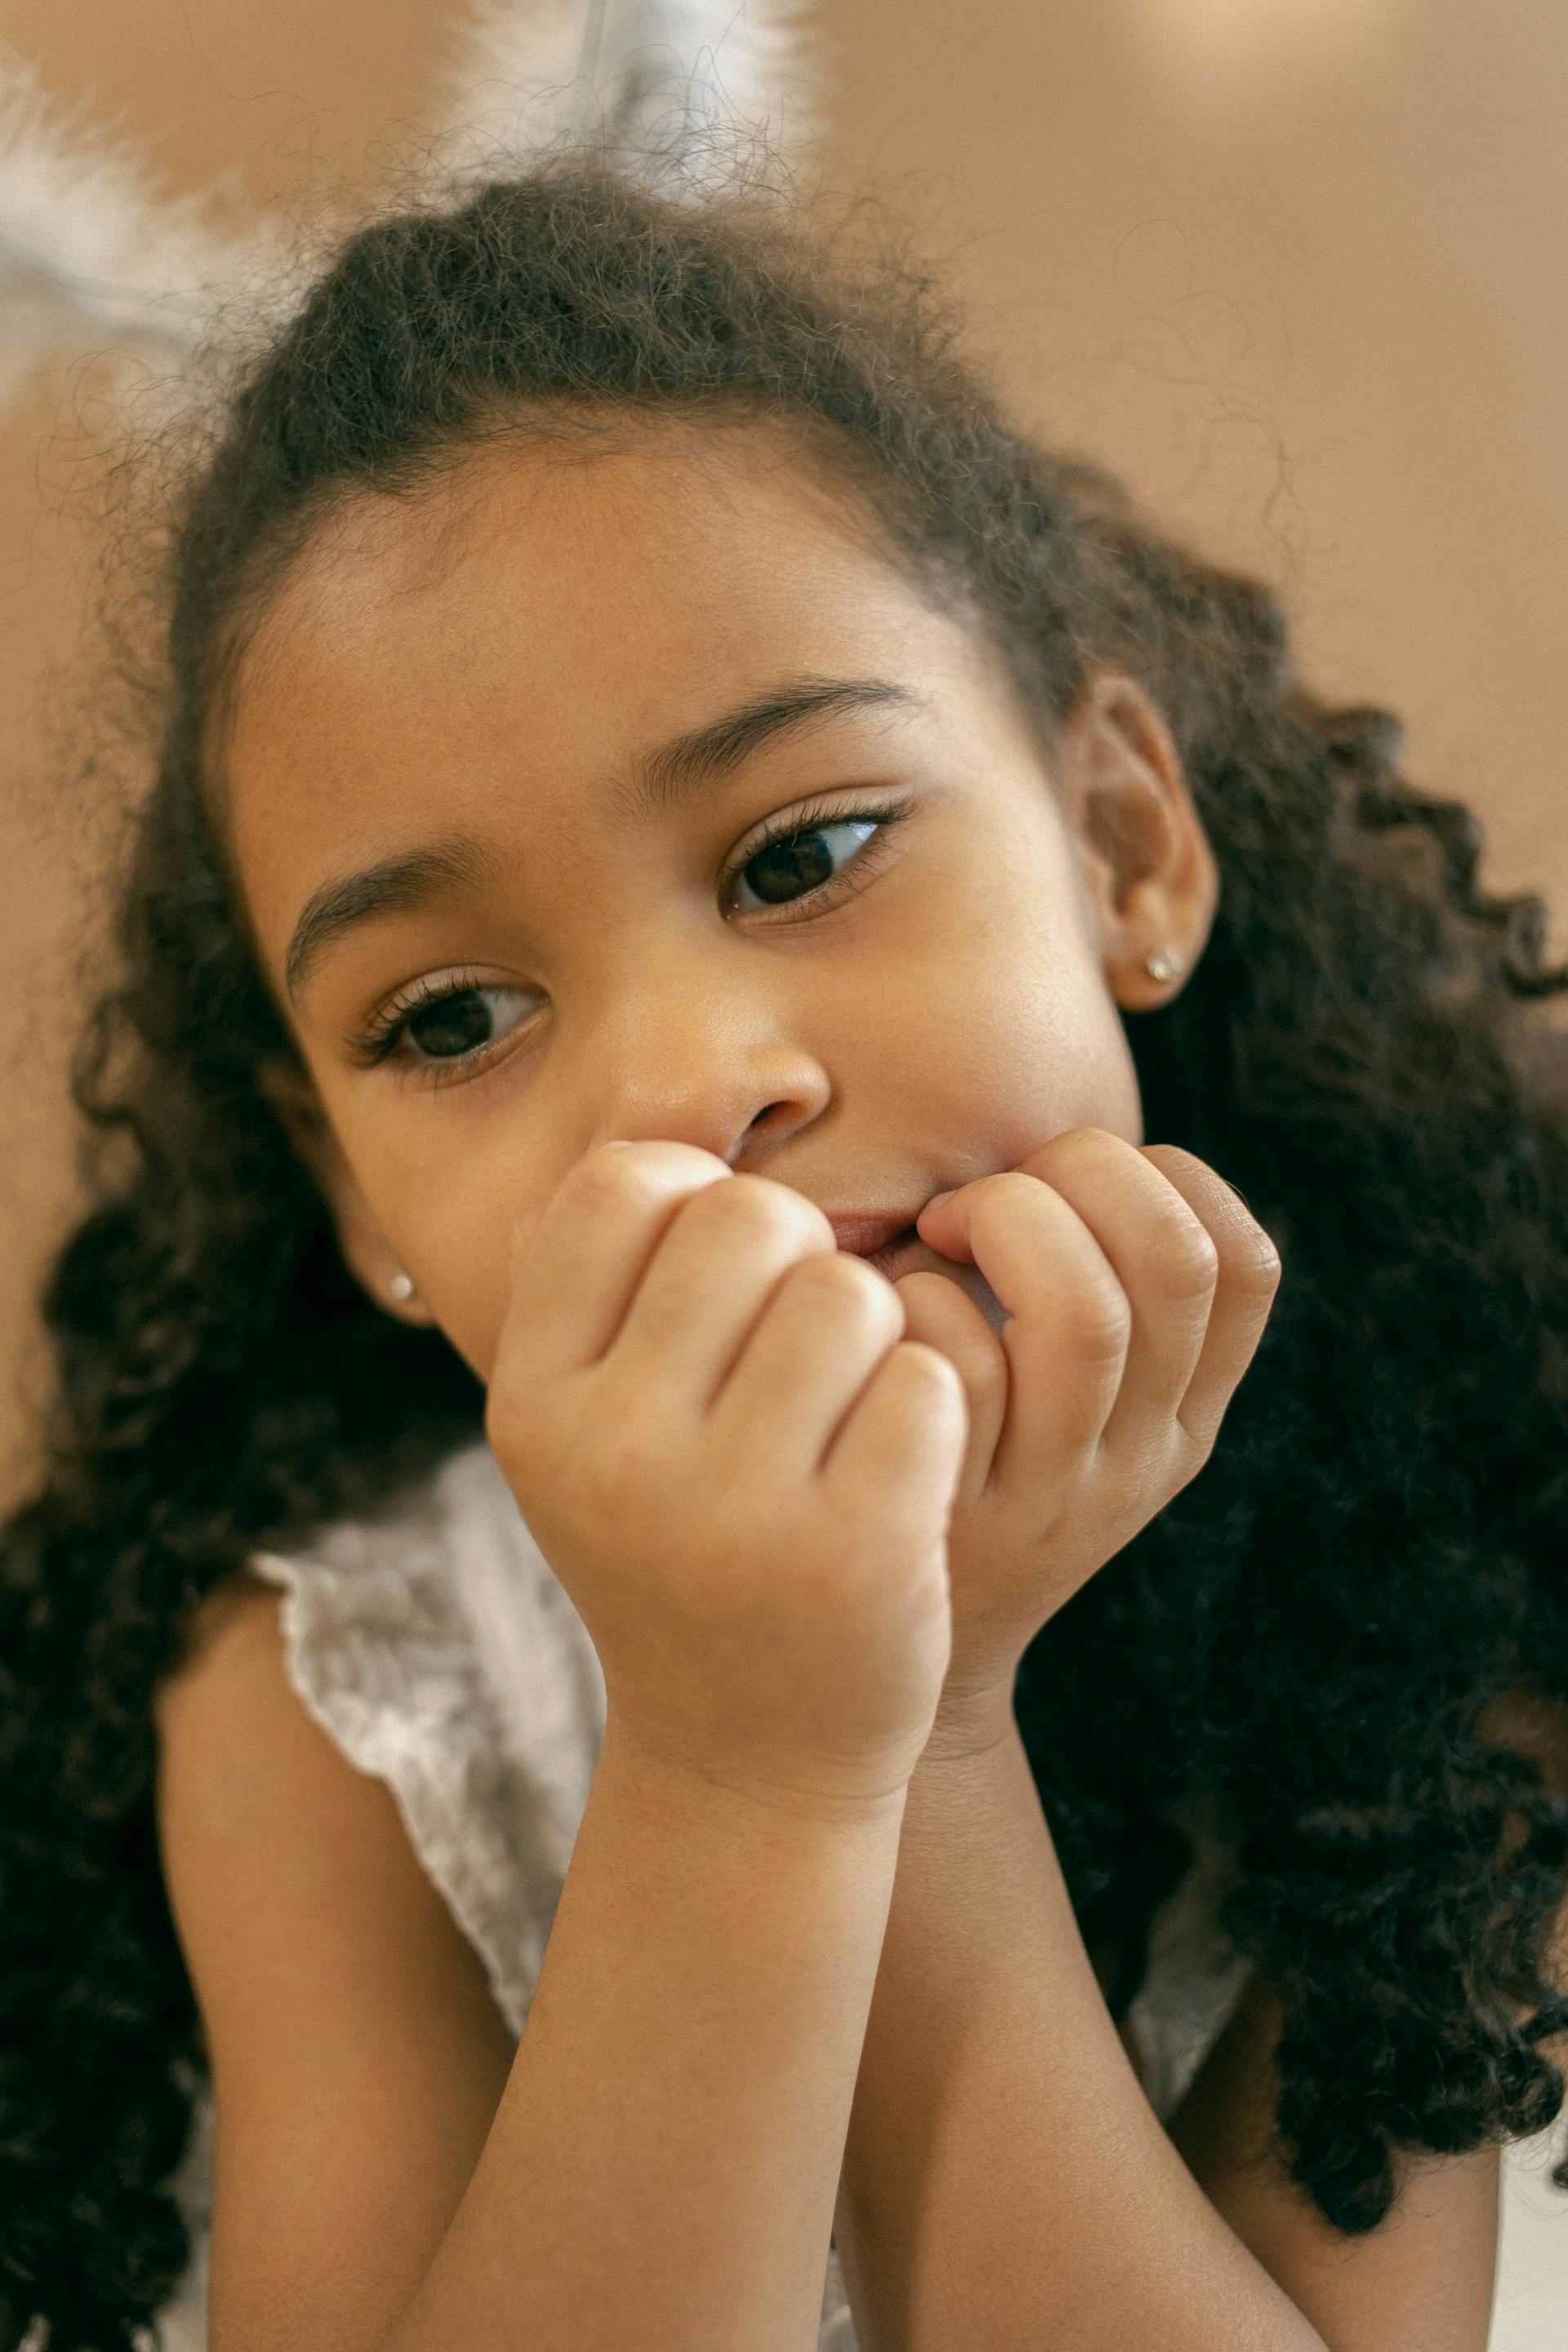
[861,1226,922,1279]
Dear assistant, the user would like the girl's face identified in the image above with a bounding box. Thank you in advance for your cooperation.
[222,422,1217,1372]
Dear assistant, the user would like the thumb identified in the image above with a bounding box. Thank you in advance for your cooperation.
[914,1186,977,1265]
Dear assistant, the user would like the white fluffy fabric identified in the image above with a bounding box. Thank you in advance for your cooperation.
[0,42,283,396]
[0,3,822,404]
[435,0,822,175]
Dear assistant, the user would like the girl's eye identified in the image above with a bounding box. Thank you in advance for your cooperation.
[382,984,535,1066]
[358,800,909,1076]
[728,808,898,915]
[403,985,533,1060]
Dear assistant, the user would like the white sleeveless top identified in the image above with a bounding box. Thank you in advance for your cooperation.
[145,1439,1252,2352]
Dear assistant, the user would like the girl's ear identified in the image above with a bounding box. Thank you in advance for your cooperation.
[1058,672,1220,1009]
[258,1060,435,1325]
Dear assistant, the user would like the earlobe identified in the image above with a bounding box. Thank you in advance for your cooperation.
[1064,672,1219,1010]
[256,1058,435,1325]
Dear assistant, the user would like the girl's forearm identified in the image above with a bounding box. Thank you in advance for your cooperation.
[833,1717,1330,2352]
[381,1722,906,2352]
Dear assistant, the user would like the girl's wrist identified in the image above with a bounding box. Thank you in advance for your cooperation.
[595,1708,916,1834]
[920,1669,1024,1769]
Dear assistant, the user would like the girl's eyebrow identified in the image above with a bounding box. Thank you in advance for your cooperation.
[284,838,498,1005]
[624,675,921,817]
[283,674,923,1005]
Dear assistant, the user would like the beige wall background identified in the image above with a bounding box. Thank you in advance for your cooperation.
[4,0,1566,1487]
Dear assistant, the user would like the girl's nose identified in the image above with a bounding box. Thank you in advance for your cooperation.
[581,962,832,1165]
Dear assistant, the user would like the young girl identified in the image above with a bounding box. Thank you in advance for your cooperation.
[2,156,1566,2352]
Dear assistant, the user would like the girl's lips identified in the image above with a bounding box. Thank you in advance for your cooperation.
[860,1226,923,1279]
[827,1210,924,1256]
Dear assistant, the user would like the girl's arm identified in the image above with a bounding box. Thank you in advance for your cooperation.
[832,1705,1500,2352]
[162,1140,969,2352]
[382,1726,906,2352]
[158,1577,905,2352]
[845,1130,1496,2350]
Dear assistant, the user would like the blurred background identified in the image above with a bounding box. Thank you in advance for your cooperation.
[2,2,1566,2334]
[7,0,1568,1485]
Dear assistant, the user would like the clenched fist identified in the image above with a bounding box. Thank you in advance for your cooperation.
[894,1125,1283,1729]
[485,1141,969,1809]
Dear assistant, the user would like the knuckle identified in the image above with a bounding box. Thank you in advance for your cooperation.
[575,1140,729,1212]
[1142,1210,1220,1298]
[878,1343,969,1450]
[984,1169,1037,1200]
[1035,1125,1107,1170]
[1142,1147,1281,1285]
[1239,1227,1285,1292]
[966,1169,1036,1222]
[788,1248,905,1325]
[679,1174,761,1232]
[1059,1280,1132,1364]
[893,1337,965,1396]
[569,1147,657,1215]
[902,1278,1006,1392]
[1170,1420,1218,1481]
[1205,1209,1283,1299]
[690,1173,831,1251]
[942,1328,1006,1402]
[1139,1141,1205,1183]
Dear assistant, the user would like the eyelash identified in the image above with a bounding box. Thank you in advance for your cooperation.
[726,795,910,918]
[352,795,912,1080]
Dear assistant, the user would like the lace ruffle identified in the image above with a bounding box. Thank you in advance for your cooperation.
[247,1444,596,2038]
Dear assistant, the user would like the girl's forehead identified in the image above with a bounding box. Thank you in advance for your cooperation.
[241,422,916,680]
[222,427,1013,873]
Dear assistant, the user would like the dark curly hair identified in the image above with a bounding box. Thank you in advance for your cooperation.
[3,154,1566,2350]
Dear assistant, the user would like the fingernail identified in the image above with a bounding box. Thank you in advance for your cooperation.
[923,1189,956,1216]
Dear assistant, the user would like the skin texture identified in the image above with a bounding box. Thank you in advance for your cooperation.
[196,422,1503,2350]
[225,424,1205,1378]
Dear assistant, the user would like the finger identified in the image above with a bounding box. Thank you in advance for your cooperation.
[502,1141,733,1374]
[1137,1145,1281,1448]
[1014,1129,1219,1447]
[893,1270,1009,1511]
[605,1175,837,1407]
[915,1171,1130,1483]
[822,1338,969,1537]
[708,1249,907,1476]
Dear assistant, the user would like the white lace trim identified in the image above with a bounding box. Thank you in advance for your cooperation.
[1124,1793,1252,2122]
[247,1453,553,2039]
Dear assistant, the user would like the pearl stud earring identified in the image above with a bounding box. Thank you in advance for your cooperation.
[389,1270,416,1303]
[1143,948,1184,983]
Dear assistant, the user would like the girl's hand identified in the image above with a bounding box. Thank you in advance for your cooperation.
[895,1128,1282,1729]
[485,1142,969,1811]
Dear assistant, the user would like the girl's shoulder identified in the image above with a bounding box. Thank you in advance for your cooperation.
[182,1441,608,2039]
